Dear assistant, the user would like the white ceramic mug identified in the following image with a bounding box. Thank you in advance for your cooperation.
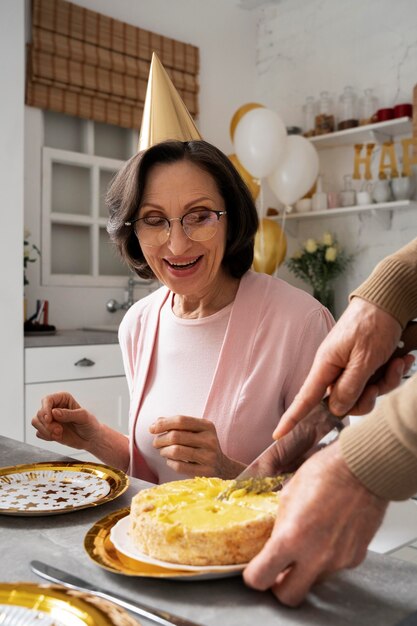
[357,190,371,205]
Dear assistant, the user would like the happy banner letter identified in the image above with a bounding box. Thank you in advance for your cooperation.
[379,142,399,179]
[401,138,417,176]
[353,143,374,180]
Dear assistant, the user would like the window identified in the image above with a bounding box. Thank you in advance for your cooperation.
[41,111,138,286]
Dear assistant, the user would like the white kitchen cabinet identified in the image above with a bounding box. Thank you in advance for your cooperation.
[41,112,138,288]
[24,344,130,459]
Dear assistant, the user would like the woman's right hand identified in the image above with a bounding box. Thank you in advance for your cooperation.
[32,392,101,451]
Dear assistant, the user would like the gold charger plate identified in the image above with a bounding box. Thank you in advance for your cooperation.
[0,582,139,625]
[84,508,241,580]
[0,462,128,516]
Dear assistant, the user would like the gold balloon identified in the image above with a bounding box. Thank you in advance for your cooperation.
[230,102,265,142]
[253,219,287,275]
[228,153,260,200]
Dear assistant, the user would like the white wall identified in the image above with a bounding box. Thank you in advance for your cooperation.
[255,0,417,317]
[24,0,258,328]
[0,0,25,438]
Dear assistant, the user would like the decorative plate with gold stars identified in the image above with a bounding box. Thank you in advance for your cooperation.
[0,462,128,516]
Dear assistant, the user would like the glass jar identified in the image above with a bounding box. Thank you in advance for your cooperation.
[302,96,316,137]
[339,174,356,207]
[359,88,378,126]
[315,91,335,135]
[338,86,359,130]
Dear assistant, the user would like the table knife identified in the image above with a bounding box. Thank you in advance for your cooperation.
[30,560,203,626]
[236,319,417,482]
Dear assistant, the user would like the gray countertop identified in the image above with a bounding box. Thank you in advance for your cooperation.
[24,328,119,348]
[1,435,417,626]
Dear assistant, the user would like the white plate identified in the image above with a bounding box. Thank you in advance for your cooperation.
[110,515,247,573]
[0,462,128,516]
[0,605,67,626]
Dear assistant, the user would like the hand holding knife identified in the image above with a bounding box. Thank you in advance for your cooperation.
[234,320,417,483]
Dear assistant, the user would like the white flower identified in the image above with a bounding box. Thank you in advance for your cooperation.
[305,238,318,253]
[24,227,31,239]
[322,232,333,246]
[325,246,338,262]
[292,249,303,259]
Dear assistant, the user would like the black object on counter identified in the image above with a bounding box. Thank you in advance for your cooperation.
[24,321,56,335]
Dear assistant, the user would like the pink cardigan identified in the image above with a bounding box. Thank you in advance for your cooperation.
[119,271,334,482]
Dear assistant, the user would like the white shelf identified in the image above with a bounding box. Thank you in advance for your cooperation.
[310,117,412,148]
[272,199,417,221]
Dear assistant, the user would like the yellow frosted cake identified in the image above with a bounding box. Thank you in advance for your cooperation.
[129,476,280,566]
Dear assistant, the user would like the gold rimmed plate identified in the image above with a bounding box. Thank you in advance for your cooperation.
[0,582,138,625]
[0,462,128,516]
[84,508,244,581]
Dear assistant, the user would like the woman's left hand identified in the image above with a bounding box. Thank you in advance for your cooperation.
[149,415,245,478]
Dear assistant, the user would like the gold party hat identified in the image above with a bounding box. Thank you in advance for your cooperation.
[138,53,202,151]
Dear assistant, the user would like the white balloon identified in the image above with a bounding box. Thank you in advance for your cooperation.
[233,108,287,179]
[267,136,319,206]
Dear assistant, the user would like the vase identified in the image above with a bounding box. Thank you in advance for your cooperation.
[313,286,335,316]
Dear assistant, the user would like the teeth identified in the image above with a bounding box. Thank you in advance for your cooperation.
[170,258,199,268]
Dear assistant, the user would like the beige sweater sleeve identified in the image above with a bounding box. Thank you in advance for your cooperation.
[340,375,417,500]
[350,237,417,327]
[341,237,417,500]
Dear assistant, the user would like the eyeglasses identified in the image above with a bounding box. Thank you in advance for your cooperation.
[125,209,227,247]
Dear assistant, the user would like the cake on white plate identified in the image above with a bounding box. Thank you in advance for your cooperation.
[129,476,280,567]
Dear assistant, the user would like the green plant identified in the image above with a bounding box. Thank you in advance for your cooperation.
[286,232,352,294]
[24,229,40,286]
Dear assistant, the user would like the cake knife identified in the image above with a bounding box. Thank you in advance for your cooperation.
[30,560,204,626]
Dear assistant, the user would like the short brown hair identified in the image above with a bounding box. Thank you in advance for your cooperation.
[107,140,259,279]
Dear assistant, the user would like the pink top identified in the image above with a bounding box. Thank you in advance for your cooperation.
[136,296,232,483]
[119,271,334,483]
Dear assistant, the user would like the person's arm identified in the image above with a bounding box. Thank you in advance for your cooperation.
[32,392,130,471]
[244,240,417,605]
[340,373,417,500]
[244,374,417,606]
[350,236,417,328]
[275,297,405,436]
[243,439,388,606]
[275,238,417,437]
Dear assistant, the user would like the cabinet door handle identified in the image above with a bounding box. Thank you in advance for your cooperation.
[74,357,95,367]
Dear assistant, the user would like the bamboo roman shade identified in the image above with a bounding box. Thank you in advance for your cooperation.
[26,0,199,129]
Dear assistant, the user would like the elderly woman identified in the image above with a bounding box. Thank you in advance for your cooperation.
[32,139,334,484]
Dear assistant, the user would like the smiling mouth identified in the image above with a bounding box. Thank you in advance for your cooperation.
[165,256,202,269]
